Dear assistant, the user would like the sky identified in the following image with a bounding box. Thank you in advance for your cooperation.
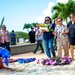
[0,0,68,32]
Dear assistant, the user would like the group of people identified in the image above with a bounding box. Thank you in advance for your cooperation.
[30,13,75,60]
[0,25,16,53]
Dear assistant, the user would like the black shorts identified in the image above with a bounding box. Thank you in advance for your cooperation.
[69,37,75,45]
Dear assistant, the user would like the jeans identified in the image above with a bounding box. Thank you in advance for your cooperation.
[33,40,44,53]
[43,38,56,58]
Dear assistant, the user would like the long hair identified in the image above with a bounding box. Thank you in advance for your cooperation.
[44,16,52,24]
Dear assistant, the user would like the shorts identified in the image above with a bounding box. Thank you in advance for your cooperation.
[69,37,75,45]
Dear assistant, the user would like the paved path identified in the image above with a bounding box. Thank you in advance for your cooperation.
[11,51,47,58]
[11,50,74,59]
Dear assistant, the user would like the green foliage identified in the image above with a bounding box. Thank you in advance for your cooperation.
[15,31,28,39]
[51,0,75,24]
[23,23,38,32]
[0,17,5,30]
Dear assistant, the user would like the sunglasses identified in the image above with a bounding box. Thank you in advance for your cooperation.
[45,20,50,21]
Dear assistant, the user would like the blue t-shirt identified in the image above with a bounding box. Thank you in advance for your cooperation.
[43,24,55,40]
[10,33,16,42]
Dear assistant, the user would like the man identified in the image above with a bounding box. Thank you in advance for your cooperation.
[54,17,69,57]
[33,24,44,54]
[28,27,35,43]
[10,30,16,45]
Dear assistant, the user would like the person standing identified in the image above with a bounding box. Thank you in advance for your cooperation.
[53,19,58,51]
[10,30,16,45]
[41,16,56,58]
[0,25,11,52]
[54,17,69,57]
[33,24,44,54]
[67,13,75,60]
[28,27,35,43]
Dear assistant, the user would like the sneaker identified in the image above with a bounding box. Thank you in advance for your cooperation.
[33,52,36,54]
[40,52,44,54]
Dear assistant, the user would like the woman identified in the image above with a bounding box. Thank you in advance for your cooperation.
[54,17,69,57]
[0,25,11,53]
[42,16,56,58]
[67,13,75,59]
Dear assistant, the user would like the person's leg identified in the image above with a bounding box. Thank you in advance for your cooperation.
[63,38,69,56]
[43,39,51,58]
[1,43,5,48]
[69,37,75,59]
[39,40,44,53]
[5,42,11,53]
[57,39,62,57]
[53,37,57,51]
[33,40,40,53]
[70,45,74,59]
[49,38,56,57]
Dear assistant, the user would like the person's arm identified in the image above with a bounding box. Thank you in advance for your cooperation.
[7,30,10,38]
[0,31,4,36]
[62,30,69,35]
[52,32,57,36]
[62,26,69,35]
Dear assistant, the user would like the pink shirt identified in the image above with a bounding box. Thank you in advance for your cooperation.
[0,30,10,43]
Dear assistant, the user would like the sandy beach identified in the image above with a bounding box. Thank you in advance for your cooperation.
[0,51,75,75]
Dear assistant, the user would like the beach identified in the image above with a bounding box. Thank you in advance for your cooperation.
[0,51,75,75]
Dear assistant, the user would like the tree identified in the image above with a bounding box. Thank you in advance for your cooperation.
[52,0,75,24]
[23,23,31,32]
[0,17,5,30]
[11,31,28,39]
[23,23,38,32]
[32,23,38,27]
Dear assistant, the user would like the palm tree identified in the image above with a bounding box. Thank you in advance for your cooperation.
[0,17,5,30]
[23,23,31,32]
[23,23,38,32]
[52,0,75,24]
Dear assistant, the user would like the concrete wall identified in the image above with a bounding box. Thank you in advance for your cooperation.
[10,43,37,55]
[0,43,37,55]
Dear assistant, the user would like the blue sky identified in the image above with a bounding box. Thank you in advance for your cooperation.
[0,0,68,32]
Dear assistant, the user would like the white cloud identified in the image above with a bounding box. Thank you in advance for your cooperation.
[43,2,55,17]
[36,16,44,23]
[36,2,55,23]
[57,0,68,3]
[36,0,68,23]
